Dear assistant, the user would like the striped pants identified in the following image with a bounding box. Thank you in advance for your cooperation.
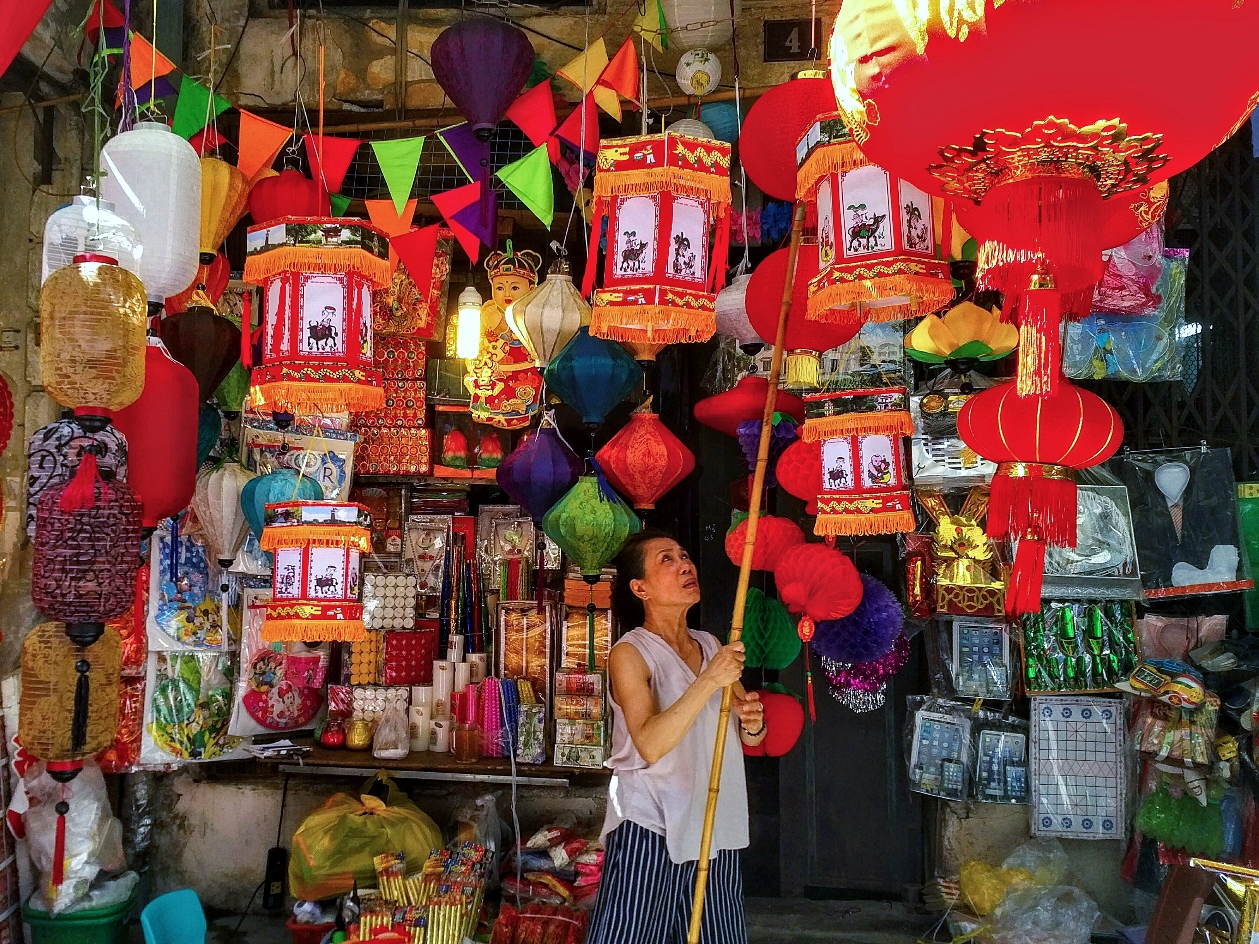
[586,821,748,944]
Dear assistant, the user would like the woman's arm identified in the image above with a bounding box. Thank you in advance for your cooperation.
[609,640,745,765]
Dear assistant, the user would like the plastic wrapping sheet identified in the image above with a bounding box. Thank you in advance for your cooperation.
[1041,485,1143,600]
[1020,601,1138,694]
[241,420,357,500]
[140,650,244,765]
[147,517,227,650]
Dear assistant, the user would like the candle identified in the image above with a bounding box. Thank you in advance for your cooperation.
[411,685,433,710]
[433,660,454,719]
[409,704,431,752]
[447,634,466,662]
[468,653,488,685]
[431,717,450,753]
[454,660,471,694]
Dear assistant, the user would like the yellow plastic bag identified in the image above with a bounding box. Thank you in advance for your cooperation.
[289,771,442,900]
[959,862,1033,916]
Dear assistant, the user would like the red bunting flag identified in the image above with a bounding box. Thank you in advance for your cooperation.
[507,82,560,163]
[0,0,54,79]
[431,181,484,264]
[238,111,293,182]
[303,133,362,210]
[555,93,600,159]
[189,126,229,156]
[391,224,442,302]
[597,38,640,109]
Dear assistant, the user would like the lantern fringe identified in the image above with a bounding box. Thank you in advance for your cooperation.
[260,618,367,643]
[590,307,716,345]
[795,142,870,201]
[260,526,372,552]
[988,464,1077,547]
[784,351,821,389]
[1006,537,1047,616]
[806,271,956,324]
[592,168,731,206]
[802,411,915,443]
[243,247,392,289]
[814,507,917,537]
[1016,288,1063,397]
[253,380,385,415]
[59,452,103,512]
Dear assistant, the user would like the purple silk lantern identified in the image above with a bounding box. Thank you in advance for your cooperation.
[811,573,903,664]
[431,19,535,140]
[497,413,583,522]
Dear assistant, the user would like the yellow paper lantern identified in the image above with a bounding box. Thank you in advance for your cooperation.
[20,622,121,761]
[199,156,251,263]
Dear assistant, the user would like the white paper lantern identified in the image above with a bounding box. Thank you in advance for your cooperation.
[715,273,761,347]
[41,195,142,285]
[676,49,722,97]
[667,118,715,139]
[99,122,201,305]
[192,462,256,567]
[659,0,738,50]
[507,258,591,367]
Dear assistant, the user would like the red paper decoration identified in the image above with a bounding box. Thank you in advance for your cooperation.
[773,542,864,638]
[740,71,837,201]
[775,438,822,515]
[596,402,695,510]
[725,514,805,572]
[693,376,805,438]
[112,338,199,529]
[0,371,12,457]
[248,169,322,226]
[741,688,805,758]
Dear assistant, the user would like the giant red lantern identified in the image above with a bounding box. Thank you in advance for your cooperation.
[112,338,199,529]
[248,169,322,226]
[583,131,733,347]
[596,400,695,510]
[740,70,838,201]
[957,380,1124,614]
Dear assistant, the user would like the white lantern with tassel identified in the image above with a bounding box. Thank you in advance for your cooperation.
[506,257,591,368]
[715,273,761,349]
[192,462,256,568]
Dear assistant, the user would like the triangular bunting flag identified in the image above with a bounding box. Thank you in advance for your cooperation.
[189,126,228,156]
[370,137,426,215]
[0,0,53,80]
[597,37,640,108]
[365,198,419,273]
[391,224,441,301]
[452,188,498,259]
[633,0,669,53]
[304,133,363,200]
[329,194,353,217]
[127,32,178,92]
[555,94,600,161]
[83,0,125,46]
[237,111,293,181]
[496,144,554,229]
[556,38,621,120]
[437,123,492,184]
[432,181,486,263]
[171,75,232,140]
[507,83,558,149]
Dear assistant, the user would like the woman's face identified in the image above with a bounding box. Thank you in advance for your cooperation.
[632,538,701,612]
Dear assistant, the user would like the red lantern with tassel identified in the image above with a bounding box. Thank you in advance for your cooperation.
[957,381,1124,614]
[596,399,695,510]
[694,376,805,437]
[248,169,323,226]
[725,514,805,572]
[773,542,864,640]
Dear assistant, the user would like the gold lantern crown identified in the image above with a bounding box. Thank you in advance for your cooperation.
[486,241,541,284]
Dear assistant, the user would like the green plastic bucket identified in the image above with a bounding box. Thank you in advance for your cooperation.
[22,890,136,944]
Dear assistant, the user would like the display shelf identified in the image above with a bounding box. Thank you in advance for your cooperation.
[264,740,610,788]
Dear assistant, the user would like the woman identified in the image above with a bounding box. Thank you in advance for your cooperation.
[587,531,765,944]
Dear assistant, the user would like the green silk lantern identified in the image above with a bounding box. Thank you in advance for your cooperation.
[743,587,801,670]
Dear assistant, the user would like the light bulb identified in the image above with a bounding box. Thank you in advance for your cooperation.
[456,285,483,359]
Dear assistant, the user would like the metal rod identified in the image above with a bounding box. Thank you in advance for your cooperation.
[278,764,571,788]
[686,201,805,944]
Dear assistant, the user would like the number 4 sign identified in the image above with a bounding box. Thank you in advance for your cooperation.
[763,19,823,63]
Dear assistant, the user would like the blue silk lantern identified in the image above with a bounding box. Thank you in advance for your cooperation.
[240,469,324,539]
[543,327,643,427]
[197,404,222,468]
[496,412,583,522]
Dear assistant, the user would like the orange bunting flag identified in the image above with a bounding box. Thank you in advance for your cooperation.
[238,111,293,182]
[430,182,484,264]
[126,33,177,91]
[597,37,640,109]
[365,198,419,273]
[303,133,363,206]
[556,38,622,121]
[507,82,560,163]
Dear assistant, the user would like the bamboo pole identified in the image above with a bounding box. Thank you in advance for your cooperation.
[687,201,806,944]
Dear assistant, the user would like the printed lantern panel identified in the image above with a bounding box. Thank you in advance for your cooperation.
[805,387,917,537]
[797,115,954,324]
[587,132,733,346]
[244,217,391,415]
[260,500,372,642]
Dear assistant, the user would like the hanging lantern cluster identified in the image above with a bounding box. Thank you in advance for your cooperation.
[249,169,322,226]
[260,500,372,642]
[584,131,733,347]
[796,114,955,324]
[597,398,695,510]
[199,156,250,266]
[507,257,590,368]
[25,417,129,537]
[244,217,392,415]
[241,469,324,539]
[192,462,256,567]
[801,387,916,537]
[497,412,583,523]
[431,19,534,140]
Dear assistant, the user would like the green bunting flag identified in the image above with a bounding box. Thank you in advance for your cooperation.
[329,193,353,217]
[496,144,554,229]
[370,136,426,215]
[171,75,231,140]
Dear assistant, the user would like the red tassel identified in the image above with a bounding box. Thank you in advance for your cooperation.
[58,452,102,512]
[1006,537,1047,616]
[51,801,67,887]
[582,209,603,299]
[805,649,817,723]
[1016,284,1062,397]
[240,291,253,370]
[988,465,1077,547]
[709,212,731,293]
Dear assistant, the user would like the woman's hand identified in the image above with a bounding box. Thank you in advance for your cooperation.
[734,689,764,738]
[698,641,745,691]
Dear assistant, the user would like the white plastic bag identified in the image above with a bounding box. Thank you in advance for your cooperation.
[987,885,1099,944]
[373,698,410,760]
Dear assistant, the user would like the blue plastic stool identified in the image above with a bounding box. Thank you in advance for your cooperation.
[141,889,206,944]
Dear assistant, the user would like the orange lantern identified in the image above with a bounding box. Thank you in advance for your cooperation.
[583,131,733,347]
[797,114,956,324]
[596,399,695,510]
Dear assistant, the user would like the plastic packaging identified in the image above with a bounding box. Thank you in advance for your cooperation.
[1001,839,1068,885]
[453,793,504,874]
[987,885,1099,944]
[372,698,410,760]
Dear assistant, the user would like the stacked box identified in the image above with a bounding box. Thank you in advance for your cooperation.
[553,670,607,768]
[353,335,432,475]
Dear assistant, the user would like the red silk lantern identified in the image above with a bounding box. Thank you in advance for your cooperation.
[165,252,230,315]
[773,542,864,640]
[584,132,733,347]
[741,688,805,758]
[797,114,955,324]
[746,245,861,388]
[244,217,391,415]
[693,376,805,438]
[740,71,837,201]
[957,380,1124,614]
[725,514,805,572]
[596,400,695,510]
[112,338,199,529]
[248,169,322,226]
[775,438,822,515]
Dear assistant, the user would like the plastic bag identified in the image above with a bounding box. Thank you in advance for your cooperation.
[453,793,503,857]
[1000,839,1068,885]
[373,698,410,760]
[288,772,442,900]
[987,885,1098,944]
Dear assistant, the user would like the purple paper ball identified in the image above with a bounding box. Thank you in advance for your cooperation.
[810,573,903,663]
[737,416,798,486]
